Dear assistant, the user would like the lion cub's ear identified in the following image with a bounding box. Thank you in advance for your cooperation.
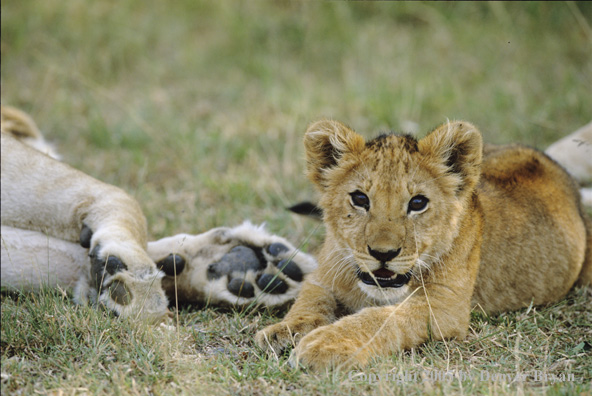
[304,119,365,189]
[419,121,483,194]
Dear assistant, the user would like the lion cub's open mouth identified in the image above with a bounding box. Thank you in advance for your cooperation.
[358,267,412,288]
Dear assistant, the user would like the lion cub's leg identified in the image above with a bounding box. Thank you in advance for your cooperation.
[1,134,168,321]
[255,280,339,355]
[289,290,470,370]
[256,276,473,370]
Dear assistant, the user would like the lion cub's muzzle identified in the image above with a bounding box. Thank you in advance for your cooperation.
[357,268,412,288]
[358,246,412,288]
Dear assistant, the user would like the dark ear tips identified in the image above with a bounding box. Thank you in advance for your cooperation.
[303,120,365,189]
[419,121,483,194]
[157,254,186,276]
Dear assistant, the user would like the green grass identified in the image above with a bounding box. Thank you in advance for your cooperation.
[1,1,591,394]
[2,288,590,395]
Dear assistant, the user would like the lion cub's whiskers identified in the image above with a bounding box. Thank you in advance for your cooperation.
[325,247,355,291]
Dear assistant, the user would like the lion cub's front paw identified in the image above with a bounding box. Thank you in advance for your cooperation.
[75,225,168,322]
[255,320,315,356]
[290,325,371,371]
[148,222,317,308]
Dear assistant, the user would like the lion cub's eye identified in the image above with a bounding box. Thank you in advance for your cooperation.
[408,195,429,213]
[350,191,370,211]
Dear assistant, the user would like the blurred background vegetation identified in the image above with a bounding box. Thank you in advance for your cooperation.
[2,1,590,242]
[2,2,591,394]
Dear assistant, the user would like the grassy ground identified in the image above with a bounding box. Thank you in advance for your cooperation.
[1,1,591,394]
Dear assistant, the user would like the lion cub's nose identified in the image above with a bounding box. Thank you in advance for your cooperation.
[367,246,401,263]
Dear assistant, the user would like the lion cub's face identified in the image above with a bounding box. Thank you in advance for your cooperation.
[304,120,482,302]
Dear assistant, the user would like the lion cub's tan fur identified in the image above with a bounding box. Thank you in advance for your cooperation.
[256,120,591,370]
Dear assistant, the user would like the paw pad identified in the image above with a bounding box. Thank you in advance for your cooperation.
[207,246,264,280]
[207,242,298,298]
[275,259,303,282]
[79,224,93,249]
[203,236,314,304]
[109,280,132,306]
[156,254,186,276]
[257,273,288,294]
[266,242,289,256]
[152,223,317,307]
[227,278,255,298]
[105,256,127,275]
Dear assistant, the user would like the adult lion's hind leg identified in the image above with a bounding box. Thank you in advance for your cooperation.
[1,114,168,322]
[0,225,167,321]
[1,226,87,291]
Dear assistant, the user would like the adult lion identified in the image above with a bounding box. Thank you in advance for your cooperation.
[256,119,591,370]
[1,106,316,320]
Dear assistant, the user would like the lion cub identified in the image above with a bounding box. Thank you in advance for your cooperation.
[256,120,591,370]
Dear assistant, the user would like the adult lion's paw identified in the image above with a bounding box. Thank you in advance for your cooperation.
[75,224,168,322]
[148,222,317,308]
